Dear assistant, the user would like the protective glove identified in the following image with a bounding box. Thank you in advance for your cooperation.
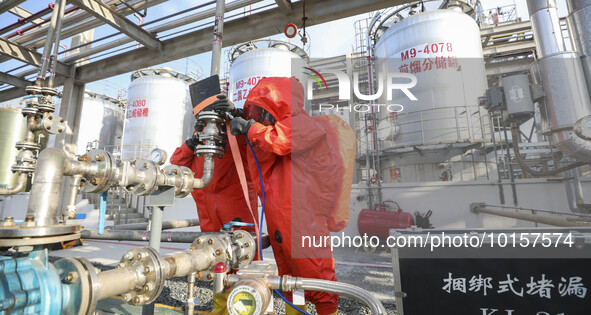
[185,133,199,151]
[230,117,255,136]
[212,95,242,117]
[185,121,203,151]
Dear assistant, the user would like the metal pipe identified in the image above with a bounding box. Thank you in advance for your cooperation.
[62,0,258,64]
[185,273,196,315]
[34,0,63,86]
[0,4,54,36]
[143,205,164,314]
[162,247,216,279]
[566,0,591,96]
[105,219,200,231]
[298,278,387,315]
[210,0,226,76]
[47,0,67,88]
[527,0,591,163]
[13,0,261,78]
[192,156,214,189]
[510,126,586,176]
[26,148,68,226]
[96,264,147,300]
[471,204,591,227]
[80,229,206,243]
[64,174,82,219]
[0,173,27,195]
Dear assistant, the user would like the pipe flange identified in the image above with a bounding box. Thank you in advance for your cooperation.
[197,111,225,123]
[15,141,41,151]
[41,87,59,96]
[11,164,35,173]
[119,247,166,305]
[191,234,233,281]
[83,150,115,193]
[194,145,224,157]
[54,257,98,315]
[162,165,194,198]
[232,230,256,269]
[21,106,39,116]
[40,113,66,134]
[25,85,42,94]
[37,102,57,113]
[127,159,159,196]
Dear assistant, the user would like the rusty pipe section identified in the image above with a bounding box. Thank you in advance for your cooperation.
[471,203,591,227]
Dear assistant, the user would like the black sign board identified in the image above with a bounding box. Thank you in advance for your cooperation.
[399,258,591,315]
[391,228,591,315]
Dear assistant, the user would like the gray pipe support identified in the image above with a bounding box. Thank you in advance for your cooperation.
[80,229,206,243]
[471,204,591,227]
[105,219,200,231]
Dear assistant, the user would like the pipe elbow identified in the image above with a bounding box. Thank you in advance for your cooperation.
[0,173,28,195]
[192,156,214,189]
[552,129,591,163]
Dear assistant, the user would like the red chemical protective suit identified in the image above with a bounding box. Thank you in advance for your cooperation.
[169,135,258,233]
[243,77,343,314]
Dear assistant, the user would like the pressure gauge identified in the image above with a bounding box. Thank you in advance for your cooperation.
[150,148,167,166]
[227,279,271,315]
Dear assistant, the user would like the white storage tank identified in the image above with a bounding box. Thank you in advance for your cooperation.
[48,91,125,155]
[228,40,308,108]
[122,68,195,162]
[372,8,492,182]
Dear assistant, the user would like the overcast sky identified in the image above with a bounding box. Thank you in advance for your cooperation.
[0,0,572,98]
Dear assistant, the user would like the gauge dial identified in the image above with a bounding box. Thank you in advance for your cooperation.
[150,148,167,165]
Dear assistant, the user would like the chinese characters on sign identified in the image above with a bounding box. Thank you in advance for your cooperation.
[232,76,262,107]
[397,42,459,74]
[127,99,148,119]
[442,273,588,299]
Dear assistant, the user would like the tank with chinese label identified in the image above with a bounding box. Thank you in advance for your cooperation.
[122,68,195,162]
[372,7,492,182]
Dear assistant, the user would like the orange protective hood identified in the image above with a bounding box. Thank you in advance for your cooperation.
[244,77,305,121]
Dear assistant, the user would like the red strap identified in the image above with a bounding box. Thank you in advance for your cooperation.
[225,118,261,260]
[193,95,220,116]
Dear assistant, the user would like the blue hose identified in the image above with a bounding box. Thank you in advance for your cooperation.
[244,135,310,315]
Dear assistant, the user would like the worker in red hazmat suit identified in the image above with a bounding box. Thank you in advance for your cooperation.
[169,104,258,314]
[227,76,355,315]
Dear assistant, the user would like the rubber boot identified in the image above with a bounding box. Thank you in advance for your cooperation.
[212,291,231,314]
[285,303,307,315]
